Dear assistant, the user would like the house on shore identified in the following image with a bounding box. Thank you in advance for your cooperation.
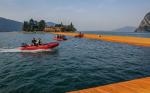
[44,26,65,32]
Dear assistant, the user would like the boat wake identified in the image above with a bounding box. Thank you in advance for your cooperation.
[0,48,52,53]
[0,48,21,53]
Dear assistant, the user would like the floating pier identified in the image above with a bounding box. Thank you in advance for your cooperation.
[51,32,150,47]
[50,32,150,92]
[67,77,150,93]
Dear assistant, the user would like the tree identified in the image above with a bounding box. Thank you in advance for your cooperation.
[70,22,76,32]
[22,19,77,32]
[22,19,46,31]
[22,21,28,31]
[64,22,76,32]
[55,24,62,27]
[29,19,34,31]
[23,19,29,31]
[61,22,63,26]
[38,20,46,31]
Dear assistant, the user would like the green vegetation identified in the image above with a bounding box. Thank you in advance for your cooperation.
[55,22,77,32]
[64,22,77,32]
[23,19,77,32]
[23,19,46,31]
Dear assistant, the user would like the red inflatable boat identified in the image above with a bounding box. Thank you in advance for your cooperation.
[53,37,67,41]
[20,42,59,50]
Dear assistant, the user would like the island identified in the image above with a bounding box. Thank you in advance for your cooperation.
[22,19,77,32]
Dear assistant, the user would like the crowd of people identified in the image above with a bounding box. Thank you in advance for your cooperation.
[22,38,43,47]
[56,34,67,40]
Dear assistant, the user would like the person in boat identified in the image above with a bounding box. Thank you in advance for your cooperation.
[75,32,84,38]
[98,34,102,37]
[32,38,37,46]
[62,35,67,40]
[80,32,84,37]
[57,34,61,39]
[56,34,59,38]
[37,38,42,45]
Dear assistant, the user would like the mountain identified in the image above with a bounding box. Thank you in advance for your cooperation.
[112,26,136,32]
[46,22,56,26]
[135,12,150,32]
[0,17,23,32]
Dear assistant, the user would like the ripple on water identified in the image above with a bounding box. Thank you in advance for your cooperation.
[0,32,150,93]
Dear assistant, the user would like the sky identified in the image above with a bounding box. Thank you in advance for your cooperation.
[0,0,150,31]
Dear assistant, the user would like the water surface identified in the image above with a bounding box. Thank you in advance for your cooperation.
[0,32,150,93]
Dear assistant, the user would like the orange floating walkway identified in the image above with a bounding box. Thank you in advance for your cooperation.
[67,77,150,93]
[51,32,150,47]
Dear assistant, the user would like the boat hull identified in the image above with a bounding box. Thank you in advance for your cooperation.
[53,37,67,41]
[20,42,59,50]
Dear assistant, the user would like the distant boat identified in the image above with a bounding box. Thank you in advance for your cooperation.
[74,32,84,38]
[53,35,67,41]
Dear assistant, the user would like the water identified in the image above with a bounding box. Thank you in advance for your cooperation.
[83,31,150,38]
[0,31,150,93]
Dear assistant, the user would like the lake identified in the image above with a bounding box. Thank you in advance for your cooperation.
[0,31,150,93]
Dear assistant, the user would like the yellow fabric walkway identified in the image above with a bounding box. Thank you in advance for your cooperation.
[51,32,150,47]
[68,77,150,93]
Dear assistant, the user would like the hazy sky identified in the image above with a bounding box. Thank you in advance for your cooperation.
[0,0,150,31]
